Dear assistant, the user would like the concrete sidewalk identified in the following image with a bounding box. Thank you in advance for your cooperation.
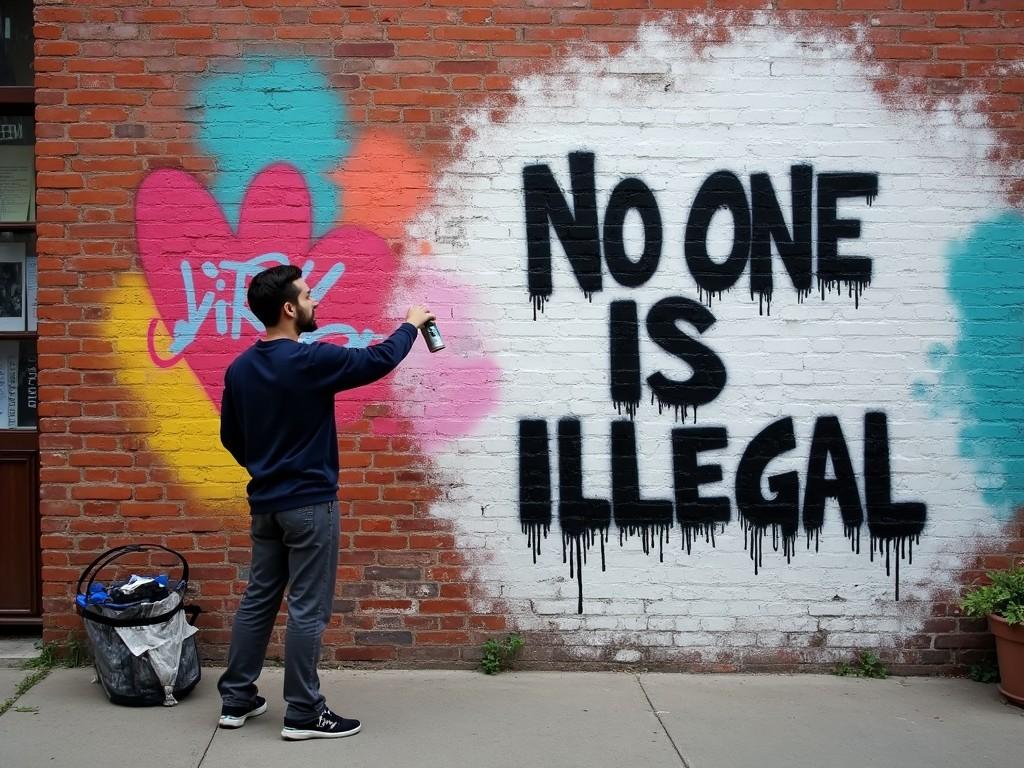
[1,667,1021,768]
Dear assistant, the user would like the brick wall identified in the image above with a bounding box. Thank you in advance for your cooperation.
[35,0,1023,672]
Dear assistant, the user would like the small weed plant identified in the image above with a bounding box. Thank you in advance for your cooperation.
[0,638,91,717]
[833,650,889,679]
[23,637,89,670]
[961,564,1024,625]
[0,667,50,717]
[968,660,1000,684]
[481,634,524,675]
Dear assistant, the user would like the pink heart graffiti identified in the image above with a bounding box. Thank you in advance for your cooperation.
[135,162,501,448]
[136,163,398,426]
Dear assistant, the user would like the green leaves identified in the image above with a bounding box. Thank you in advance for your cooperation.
[961,565,1024,626]
[481,634,525,675]
[833,650,889,679]
[968,661,1000,684]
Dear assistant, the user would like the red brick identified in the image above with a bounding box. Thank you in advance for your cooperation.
[470,615,508,630]
[66,23,140,41]
[40,468,81,483]
[494,9,553,22]
[351,502,415,518]
[965,29,1023,44]
[777,0,841,8]
[436,26,518,41]
[120,503,180,517]
[310,9,347,24]
[427,567,464,581]
[934,633,996,649]
[901,29,962,44]
[419,599,471,614]
[440,584,470,598]
[437,59,500,74]
[840,0,896,8]
[69,451,132,467]
[122,9,184,23]
[899,62,964,77]
[151,24,213,40]
[71,485,132,501]
[334,646,397,661]
[36,141,78,156]
[410,534,456,549]
[938,44,998,59]
[37,173,84,189]
[216,26,275,42]
[187,8,250,24]
[37,41,82,57]
[341,452,372,468]
[360,599,414,611]
[277,25,336,40]
[372,453,418,468]
[873,44,932,59]
[704,0,770,6]
[901,0,964,8]
[352,535,410,549]
[935,12,1000,26]
[871,12,930,24]
[335,42,396,57]
[360,519,394,532]
[37,7,87,23]
[339,484,381,500]
[524,26,587,40]
[396,41,460,57]
[67,90,146,106]
[416,631,471,644]
[383,486,439,501]
[386,25,432,40]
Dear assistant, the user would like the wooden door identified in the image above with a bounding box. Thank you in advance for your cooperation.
[0,444,39,619]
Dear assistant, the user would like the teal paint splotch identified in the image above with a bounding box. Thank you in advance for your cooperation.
[936,211,1024,519]
[197,58,348,236]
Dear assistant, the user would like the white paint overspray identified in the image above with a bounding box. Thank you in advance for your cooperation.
[396,20,1011,656]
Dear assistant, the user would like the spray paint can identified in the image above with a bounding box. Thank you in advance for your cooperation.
[421,319,445,353]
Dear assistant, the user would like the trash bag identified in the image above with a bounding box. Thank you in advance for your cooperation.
[76,544,202,707]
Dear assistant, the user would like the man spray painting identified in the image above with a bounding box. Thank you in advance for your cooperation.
[216,263,434,740]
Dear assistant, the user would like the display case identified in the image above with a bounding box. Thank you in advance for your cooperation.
[0,0,39,624]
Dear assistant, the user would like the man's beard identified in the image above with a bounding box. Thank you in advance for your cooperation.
[297,306,317,334]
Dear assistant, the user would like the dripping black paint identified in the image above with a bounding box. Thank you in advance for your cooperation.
[523,153,878,318]
[518,152,915,614]
[518,413,927,613]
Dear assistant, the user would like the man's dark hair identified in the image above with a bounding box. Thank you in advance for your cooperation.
[247,264,303,328]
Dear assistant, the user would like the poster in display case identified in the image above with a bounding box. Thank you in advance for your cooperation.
[0,242,25,331]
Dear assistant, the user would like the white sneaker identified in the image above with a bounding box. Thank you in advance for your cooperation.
[218,696,268,729]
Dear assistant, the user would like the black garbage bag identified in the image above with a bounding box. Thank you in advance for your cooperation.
[76,544,202,707]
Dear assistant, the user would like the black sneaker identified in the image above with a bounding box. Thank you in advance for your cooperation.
[218,696,268,729]
[281,706,361,741]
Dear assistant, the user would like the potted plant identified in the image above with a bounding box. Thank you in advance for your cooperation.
[961,563,1024,706]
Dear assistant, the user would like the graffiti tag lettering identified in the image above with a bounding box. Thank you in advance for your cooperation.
[147,253,376,366]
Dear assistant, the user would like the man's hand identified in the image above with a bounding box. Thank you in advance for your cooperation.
[405,305,436,329]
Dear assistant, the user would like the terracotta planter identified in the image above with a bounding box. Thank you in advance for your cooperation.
[989,613,1024,707]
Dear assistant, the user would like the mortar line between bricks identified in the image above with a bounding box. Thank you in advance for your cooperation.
[636,674,690,768]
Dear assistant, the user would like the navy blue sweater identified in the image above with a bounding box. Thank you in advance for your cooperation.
[219,323,417,514]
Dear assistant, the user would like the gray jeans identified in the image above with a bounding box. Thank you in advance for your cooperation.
[218,500,340,722]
